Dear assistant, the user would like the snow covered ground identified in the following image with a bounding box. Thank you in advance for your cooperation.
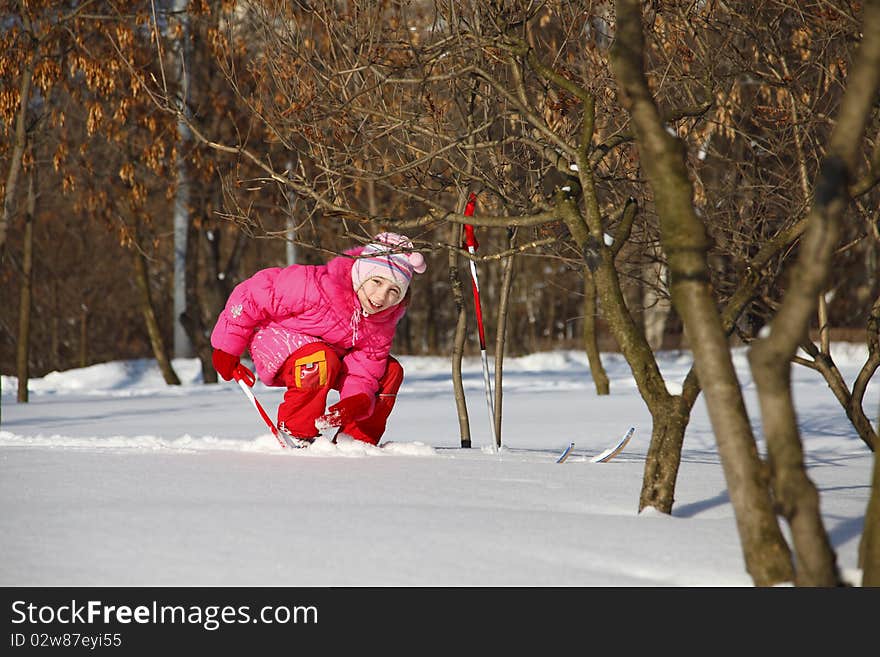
[1,345,876,587]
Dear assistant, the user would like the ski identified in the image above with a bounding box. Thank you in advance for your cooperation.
[590,427,635,463]
[277,429,312,449]
[555,442,575,463]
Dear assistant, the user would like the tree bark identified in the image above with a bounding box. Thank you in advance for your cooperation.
[851,297,880,450]
[863,445,880,585]
[16,163,35,403]
[0,39,34,260]
[78,305,88,369]
[862,300,880,581]
[449,218,471,448]
[795,339,877,452]
[171,0,194,359]
[559,191,685,513]
[132,220,181,386]
[642,260,670,352]
[181,217,216,384]
[493,230,516,444]
[582,268,609,395]
[611,0,794,586]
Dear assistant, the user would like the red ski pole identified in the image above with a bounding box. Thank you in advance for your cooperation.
[463,193,500,452]
[232,366,292,449]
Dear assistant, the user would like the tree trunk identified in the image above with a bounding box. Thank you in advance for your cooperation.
[449,219,470,448]
[560,192,684,514]
[582,268,609,395]
[862,437,880,583]
[203,216,245,319]
[525,294,538,353]
[643,261,670,352]
[796,339,877,451]
[3,17,35,420]
[78,306,88,369]
[132,221,181,386]
[172,0,194,359]
[638,397,691,511]
[493,229,516,445]
[0,45,34,259]
[553,80,702,517]
[851,297,880,448]
[51,315,60,370]
[611,0,794,586]
[16,163,35,403]
[286,159,299,266]
[181,217,216,384]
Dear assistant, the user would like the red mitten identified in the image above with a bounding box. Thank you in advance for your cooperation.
[212,349,240,381]
[316,393,371,429]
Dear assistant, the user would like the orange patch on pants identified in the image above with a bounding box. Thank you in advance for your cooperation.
[294,351,328,389]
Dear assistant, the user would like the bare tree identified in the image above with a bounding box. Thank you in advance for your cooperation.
[1,1,199,388]
[16,161,36,403]
[610,0,794,585]
[748,0,880,585]
[612,0,880,585]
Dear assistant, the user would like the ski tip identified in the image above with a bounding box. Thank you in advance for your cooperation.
[590,427,636,463]
[273,429,313,449]
[555,442,575,464]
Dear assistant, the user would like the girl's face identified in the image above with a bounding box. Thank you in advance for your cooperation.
[357,277,402,314]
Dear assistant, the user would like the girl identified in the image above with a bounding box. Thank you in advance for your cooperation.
[210,232,426,445]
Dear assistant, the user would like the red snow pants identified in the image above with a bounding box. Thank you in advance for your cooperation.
[276,342,403,445]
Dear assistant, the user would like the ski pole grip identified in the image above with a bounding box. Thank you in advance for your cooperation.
[464,192,476,217]
[463,192,478,249]
[233,364,256,387]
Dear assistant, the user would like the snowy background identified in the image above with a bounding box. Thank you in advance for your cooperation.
[1,344,876,586]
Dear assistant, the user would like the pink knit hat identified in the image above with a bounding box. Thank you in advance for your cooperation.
[351,232,427,298]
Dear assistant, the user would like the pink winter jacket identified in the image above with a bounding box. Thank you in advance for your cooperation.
[210,247,407,418]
